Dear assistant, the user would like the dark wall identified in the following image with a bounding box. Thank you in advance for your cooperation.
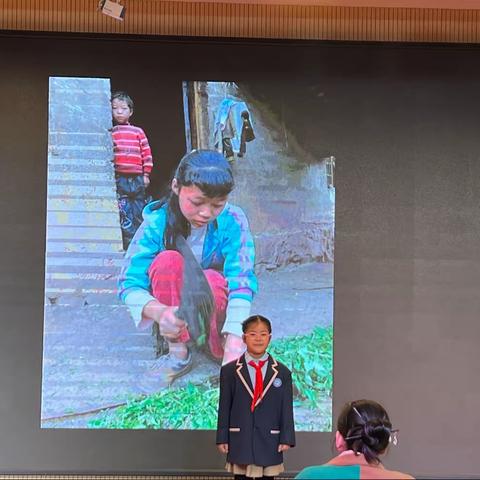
[1,32,480,477]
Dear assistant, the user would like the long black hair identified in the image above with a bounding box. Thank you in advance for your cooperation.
[159,150,234,347]
[337,399,393,465]
[163,149,234,250]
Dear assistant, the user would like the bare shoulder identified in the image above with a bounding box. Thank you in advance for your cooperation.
[389,469,415,479]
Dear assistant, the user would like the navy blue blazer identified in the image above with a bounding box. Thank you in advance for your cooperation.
[216,353,296,467]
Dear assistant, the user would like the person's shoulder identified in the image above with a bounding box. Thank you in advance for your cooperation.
[362,465,414,480]
[221,203,247,218]
[295,464,356,479]
[272,357,292,374]
[218,203,250,229]
[117,123,147,136]
[220,357,240,374]
[383,468,414,480]
[135,125,149,137]
[142,200,167,224]
[295,465,321,479]
[112,123,138,131]
[127,123,144,131]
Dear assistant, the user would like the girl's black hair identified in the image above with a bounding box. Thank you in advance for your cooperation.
[337,399,393,465]
[164,149,234,250]
[242,315,272,334]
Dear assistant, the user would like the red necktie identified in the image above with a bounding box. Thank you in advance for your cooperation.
[248,359,267,412]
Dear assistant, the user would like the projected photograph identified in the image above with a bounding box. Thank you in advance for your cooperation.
[41,77,335,430]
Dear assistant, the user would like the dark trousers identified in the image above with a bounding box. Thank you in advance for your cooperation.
[115,173,146,250]
[222,137,234,161]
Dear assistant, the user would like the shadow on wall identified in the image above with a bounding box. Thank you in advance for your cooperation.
[187,80,335,271]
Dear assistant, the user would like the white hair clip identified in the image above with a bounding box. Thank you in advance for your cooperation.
[389,429,399,446]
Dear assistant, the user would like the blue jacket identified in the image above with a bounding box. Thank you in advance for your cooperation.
[118,200,257,326]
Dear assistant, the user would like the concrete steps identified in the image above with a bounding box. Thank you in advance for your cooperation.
[45,77,123,304]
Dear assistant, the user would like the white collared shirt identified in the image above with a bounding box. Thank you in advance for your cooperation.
[245,351,269,387]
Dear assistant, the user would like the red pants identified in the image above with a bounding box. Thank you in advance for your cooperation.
[148,250,228,359]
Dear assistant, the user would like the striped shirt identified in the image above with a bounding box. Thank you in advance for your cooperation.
[111,123,153,176]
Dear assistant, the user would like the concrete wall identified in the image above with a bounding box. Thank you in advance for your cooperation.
[200,81,334,271]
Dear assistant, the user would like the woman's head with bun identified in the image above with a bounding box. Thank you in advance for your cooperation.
[336,399,394,465]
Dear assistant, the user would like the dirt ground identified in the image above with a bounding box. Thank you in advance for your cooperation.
[41,262,333,429]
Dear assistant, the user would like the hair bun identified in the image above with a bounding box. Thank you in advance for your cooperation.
[362,420,390,450]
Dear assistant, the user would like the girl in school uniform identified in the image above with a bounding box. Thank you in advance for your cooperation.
[217,315,296,479]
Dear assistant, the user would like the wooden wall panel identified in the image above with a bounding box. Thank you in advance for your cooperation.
[1,0,480,43]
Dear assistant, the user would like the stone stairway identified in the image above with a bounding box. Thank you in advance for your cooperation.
[45,77,123,306]
[42,78,155,421]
